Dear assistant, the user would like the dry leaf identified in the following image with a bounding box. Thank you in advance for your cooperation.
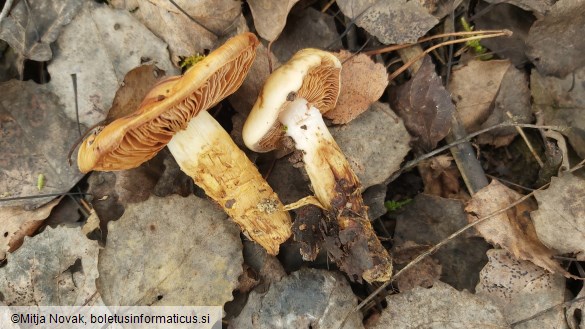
[526,0,585,77]
[0,198,59,260]
[477,65,531,147]
[392,241,442,292]
[111,0,242,65]
[395,194,491,291]
[532,173,585,260]
[566,285,585,329]
[325,50,388,124]
[331,102,411,190]
[476,249,567,327]
[0,0,82,62]
[48,1,176,128]
[106,64,168,123]
[0,80,84,208]
[230,268,363,329]
[248,0,300,42]
[371,281,508,328]
[336,0,438,44]
[390,56,454,152]
[0,226,101,305]
[270,7,342,62]
[531,66,585,159]
[419,155,462,198]
[466,180,574,277]
[97,195,243,307]
[449,59,510,131]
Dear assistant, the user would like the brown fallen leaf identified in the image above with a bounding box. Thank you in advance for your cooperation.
[566,285,585,329]
[531,173,585,260]
[325,50,388,124]
[247,0,300,42]
[448,59,510,132]
[392,241,442,292]
[370,281,508,328]
[476,249,566,327]
[0,226,101,305]
[390,55,454,152]
[106,64,168,123]
[477,65,531,148]
[419,155,462,199]
[466,179,574,278]
[0,198,60,260]
[230,268,363,329]
[97,195,243,306]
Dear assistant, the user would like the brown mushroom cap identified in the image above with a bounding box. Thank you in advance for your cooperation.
[78,32,259,173]
[242,48,341,153]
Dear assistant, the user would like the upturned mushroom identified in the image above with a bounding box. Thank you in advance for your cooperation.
[242,49,392,282]
[77,33,292,255]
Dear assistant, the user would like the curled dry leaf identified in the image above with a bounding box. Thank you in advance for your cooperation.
[531,65,585,159]
[390,55,454,152]
[48,1,176,128]
[97,195,243,308]
[247,0,300,42]
[336,0,438,44]
[419,155,462,198]
[531,173,585,260]
[325,50,388,124]
[0,226,100,306]
[476,249,566,327]
[448,59,511,132]
[466,180,574,277]
[370,281,508,328]
[0,198,60,261]
[0,0,82,62]
[230,268,363,329]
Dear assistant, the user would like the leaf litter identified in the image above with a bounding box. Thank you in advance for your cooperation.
[1,0,585,327]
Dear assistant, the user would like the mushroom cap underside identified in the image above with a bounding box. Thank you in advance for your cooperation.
[242,48,342,153]
[77,32,259,173]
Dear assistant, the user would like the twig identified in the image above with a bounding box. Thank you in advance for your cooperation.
[383,123,566,185]
[321,0,336,13]
[0,192,89,202]
[71,73,82,137]
[511,296,585,327]
[506,111,544,167]
[167,0,215,36]
[363,30,511,56]
[388,31,512,81]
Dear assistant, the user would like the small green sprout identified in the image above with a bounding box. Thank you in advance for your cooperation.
[460,17,492,60]
[181,54,206,70]
[37,173,45,191]
[384,199,412,212]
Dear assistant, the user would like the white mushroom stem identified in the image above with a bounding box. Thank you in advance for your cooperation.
[167,111,291,255]
[280,98,392,282]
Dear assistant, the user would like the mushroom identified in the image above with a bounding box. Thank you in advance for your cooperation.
[242,49,392,282]
[77,33,292,255]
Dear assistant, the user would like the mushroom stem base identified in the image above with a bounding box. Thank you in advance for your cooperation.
[168,111,292,255]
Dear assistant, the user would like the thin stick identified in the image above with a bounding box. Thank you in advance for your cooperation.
[167,0,215,36]
[321,0,336,13]
[363,30,511,56]
[506,111,544,167]
[0,192,89,202]
[388,31,512,81]
[71,73,82,137]
[383,123,566,185]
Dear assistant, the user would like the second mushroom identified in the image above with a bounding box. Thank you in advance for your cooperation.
[243,49,393,282]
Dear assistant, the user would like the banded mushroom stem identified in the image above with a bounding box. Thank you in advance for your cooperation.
[279,98,392,282]
[167,111,291,255]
